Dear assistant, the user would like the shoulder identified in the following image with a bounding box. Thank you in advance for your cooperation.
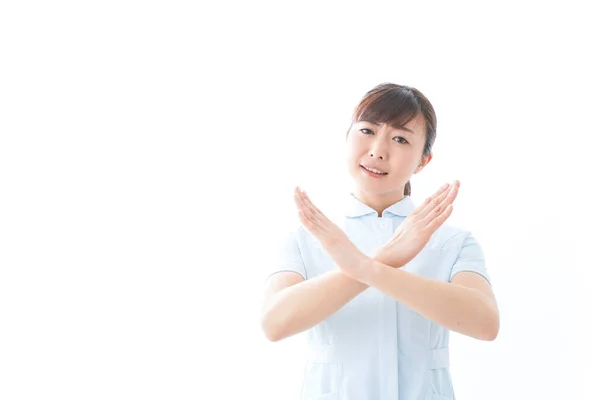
[280,224,306,240]
[281,221,321,241]
[278,224,317,249]
[430,223,478,252]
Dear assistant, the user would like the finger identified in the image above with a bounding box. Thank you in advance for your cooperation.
[414,182,450,214]
[434,181,460,212]
[421,181,460,225]
[299,191,341,240]
[422,180,460,216]
[296,189,318,220]
[296,188,338,233]
[294,188,316,225]
[296,190,328,234]
[296,197,323,234]
[294,190,311,224]
[413,182,451,219]
[294,187,309,213]
[438,180,460,210]
[424,203,454,232]
[300,189,325,217]
[300,190,332,227]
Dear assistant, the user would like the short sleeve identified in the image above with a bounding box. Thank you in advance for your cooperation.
[449,232,491,286]
[264,230,307,283]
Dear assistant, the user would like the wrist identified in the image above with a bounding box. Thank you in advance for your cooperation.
[372,246,391,264]
[353,256,378,284]
[373,245,404,268]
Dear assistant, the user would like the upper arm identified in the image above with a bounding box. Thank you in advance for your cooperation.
[264,230,307,282]
[264,271,305,299]
[262,229,307,308]
[451,271,497,306]
[262,271,305,316]
[449,231,497,305]
[449,232,491,286]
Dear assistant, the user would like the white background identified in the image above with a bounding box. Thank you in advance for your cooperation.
[1,1,598,399]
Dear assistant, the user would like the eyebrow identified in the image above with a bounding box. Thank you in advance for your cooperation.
[361,120,416,135]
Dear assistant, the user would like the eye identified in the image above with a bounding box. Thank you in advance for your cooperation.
[394,137,409,144]
[359,128,374,135]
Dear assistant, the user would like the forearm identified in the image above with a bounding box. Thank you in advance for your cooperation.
[360,260,499,340]
[262,249,393,342]
[262,269,366,341]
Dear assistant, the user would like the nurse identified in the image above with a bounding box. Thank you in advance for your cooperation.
[261,83,499,400]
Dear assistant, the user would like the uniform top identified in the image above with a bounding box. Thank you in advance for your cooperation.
[266,193,491,400]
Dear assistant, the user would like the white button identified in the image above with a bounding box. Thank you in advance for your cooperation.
[378,221,388,228]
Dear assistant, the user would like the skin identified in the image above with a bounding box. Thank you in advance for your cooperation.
[346,115,432,217]
[293,184,499,340]
[293,182,457,277]
[261,115,499,342]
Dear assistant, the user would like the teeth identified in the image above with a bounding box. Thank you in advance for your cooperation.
[364,166,386,175]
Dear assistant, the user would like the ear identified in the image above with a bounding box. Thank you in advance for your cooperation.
[414,153,433,174]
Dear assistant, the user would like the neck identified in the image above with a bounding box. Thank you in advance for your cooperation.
[352,188,406,217]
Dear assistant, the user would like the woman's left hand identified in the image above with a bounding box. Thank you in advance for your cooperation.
[294,187,369,280]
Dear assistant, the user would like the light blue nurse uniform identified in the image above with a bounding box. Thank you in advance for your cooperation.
[267,193,491,400]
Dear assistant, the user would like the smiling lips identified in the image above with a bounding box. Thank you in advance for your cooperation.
[360,165,388,178]
[360,164,388,176]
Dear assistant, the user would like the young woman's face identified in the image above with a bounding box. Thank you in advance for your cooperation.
[346,115,430,199]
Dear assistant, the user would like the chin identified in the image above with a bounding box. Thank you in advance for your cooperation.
[359,178,403,196]
[356,180,388,195]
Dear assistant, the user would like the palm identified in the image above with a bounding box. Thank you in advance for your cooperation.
[293,187,367,277]
[382,181,460,268]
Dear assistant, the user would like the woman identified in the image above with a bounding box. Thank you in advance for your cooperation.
[261,83,499,400]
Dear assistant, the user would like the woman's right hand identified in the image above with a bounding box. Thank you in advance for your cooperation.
[377,181,460,268]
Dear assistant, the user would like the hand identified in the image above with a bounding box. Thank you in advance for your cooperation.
[293,187,370,279]
[378,181,460,268]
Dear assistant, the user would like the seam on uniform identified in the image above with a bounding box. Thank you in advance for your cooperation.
[450,270,492,286]
[441,231,466,252]
[293,227,309,279]
[444,231,468,282]
[265,268,306,283]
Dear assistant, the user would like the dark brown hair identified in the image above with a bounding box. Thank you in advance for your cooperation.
[346,83,437,196]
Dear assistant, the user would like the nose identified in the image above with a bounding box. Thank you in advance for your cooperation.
[369,138,388,160]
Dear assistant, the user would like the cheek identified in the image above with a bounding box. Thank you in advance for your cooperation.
[345,152,358,172]
[389,151,420,175]
[345,142,360,163]
[399,148,421,163]
[345,151,362,177]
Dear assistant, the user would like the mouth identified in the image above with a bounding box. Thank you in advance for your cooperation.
[360,165,388,176]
